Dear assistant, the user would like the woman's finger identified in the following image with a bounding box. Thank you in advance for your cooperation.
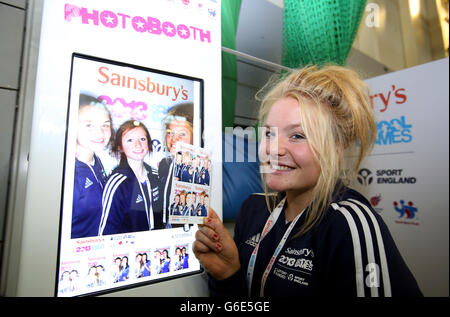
[195,227,221,252]
[192,239,210,254]
[207,208,220,220]
[198,223,219,242]
[203,215,230,242]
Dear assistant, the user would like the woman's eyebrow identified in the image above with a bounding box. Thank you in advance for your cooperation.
[263,123,303,130]
[284,123,303,130]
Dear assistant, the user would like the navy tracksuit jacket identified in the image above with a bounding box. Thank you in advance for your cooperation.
[99,161,163,235]
[209,187,423,297]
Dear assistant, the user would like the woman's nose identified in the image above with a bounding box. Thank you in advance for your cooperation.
[92,125,104,138]
[267,133,286,157]
[134,140,143,148]
[275,137,287,156]
[173,133,182,142]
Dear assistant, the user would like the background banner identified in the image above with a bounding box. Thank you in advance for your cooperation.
[352,58,449,296]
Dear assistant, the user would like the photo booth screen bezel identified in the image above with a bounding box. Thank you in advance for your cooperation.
[55,53,204,297]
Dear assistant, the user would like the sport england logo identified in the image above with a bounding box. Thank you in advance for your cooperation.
[357,168,417,185]
[357,168,373,186]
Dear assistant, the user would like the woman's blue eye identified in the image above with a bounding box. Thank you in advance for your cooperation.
[291,133,305,140]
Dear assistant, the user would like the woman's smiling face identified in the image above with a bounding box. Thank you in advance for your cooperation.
[120,127,149,162]
[77,105,111,153]
[259,97,321,196]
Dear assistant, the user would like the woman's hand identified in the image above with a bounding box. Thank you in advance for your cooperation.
[193,209,241,280]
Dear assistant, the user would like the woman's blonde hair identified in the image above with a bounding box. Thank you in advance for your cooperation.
[257,64,376,236]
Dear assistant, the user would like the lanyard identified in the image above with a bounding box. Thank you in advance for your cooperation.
[246,197,305,296]
[163,160,174,221]
[138,176,154,230]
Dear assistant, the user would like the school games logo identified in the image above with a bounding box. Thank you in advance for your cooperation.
[376,115,413,146]
[393,200,419,226]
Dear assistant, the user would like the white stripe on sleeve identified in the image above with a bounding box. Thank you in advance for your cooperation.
[348,198,392,297]
[99,173,127,235]
[331,202,365,297]
[339,200,379,297]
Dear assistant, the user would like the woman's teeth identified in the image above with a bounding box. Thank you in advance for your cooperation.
[270,164,293,171]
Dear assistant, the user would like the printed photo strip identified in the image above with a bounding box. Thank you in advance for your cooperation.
[169,142,211,224]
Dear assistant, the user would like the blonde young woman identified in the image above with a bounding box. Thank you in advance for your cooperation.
[193,65,422,297]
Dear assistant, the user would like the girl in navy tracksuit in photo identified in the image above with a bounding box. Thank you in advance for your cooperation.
[194,192,208,217]
[99,120,163,235]
[71,94,114,239]
[193,65,423,297]
[180,152,195,183]
[181,247,189,269]
[169,194,181,216]
[142,253,151,277]
[158,103,194,228]
[119,256,129,282]
[161,249,171,273]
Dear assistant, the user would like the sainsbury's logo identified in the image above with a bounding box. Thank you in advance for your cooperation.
[370,85,407,113]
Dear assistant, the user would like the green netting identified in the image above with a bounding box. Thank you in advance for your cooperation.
[282,0,367,68]
[222,0,242,130]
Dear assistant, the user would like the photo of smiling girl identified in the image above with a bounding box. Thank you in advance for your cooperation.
[71,93,114,239]
[99,120,163,235]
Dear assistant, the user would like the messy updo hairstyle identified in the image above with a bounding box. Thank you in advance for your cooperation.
[257,64,377,236]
